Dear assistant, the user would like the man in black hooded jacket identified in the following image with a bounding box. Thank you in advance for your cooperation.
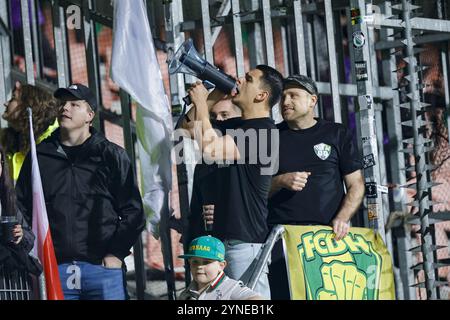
[16,84,145,300]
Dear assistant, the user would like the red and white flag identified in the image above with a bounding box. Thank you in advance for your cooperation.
[28,108,64,300]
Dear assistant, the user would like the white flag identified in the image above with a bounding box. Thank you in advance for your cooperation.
[111,0,173,235]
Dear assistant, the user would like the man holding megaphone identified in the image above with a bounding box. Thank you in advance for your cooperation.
[180,65,283,299]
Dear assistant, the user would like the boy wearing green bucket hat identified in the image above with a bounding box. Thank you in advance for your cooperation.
[179,236,264,300]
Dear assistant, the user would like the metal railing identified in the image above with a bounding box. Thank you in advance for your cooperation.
[0,266,33,300]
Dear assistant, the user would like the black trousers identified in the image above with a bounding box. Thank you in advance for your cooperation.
[268,238,291,300]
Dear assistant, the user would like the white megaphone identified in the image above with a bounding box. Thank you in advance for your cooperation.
[168,39,238,105]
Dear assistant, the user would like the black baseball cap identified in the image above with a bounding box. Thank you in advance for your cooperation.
[283,75,318,96]
[54,84,97,112]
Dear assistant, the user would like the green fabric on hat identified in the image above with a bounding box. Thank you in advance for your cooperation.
[179,236,225,262]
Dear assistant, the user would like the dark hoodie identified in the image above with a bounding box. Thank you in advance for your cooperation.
[15,128,145,264]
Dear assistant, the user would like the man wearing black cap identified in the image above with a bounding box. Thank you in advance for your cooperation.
[16,84,145,300]
[268,75,365,299]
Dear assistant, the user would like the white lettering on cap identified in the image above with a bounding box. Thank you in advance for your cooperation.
[69,85,78,90]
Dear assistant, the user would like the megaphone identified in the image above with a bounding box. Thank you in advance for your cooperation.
[168,39,238,105]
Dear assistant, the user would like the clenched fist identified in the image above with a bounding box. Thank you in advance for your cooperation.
[279,172,311,192]
[316,262,367,300]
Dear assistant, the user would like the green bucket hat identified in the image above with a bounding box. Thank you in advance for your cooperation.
[179,236,225,262]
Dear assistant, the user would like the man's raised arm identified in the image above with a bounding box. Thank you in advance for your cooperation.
[186,82,240,161]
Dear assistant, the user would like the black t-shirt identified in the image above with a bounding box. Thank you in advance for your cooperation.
[60,136,93,163]
[61,143,84,163]
[268,119,362,226]
[211,117,277,243]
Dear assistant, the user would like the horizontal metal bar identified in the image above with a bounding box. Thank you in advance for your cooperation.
[60,0,82,7]
[89,11,113,27]
[407,211,450,225]
[372,16,450,33]
[375,33,450,50]
[11,69,57,93]
[180,3,319,31]
[411,17,450,32]
[316,82,395,100]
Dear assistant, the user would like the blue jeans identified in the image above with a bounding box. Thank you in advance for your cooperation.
[223,240,271,299]
[58,261,126,300]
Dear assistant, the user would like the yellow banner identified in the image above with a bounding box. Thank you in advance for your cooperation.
[283,225,395,300]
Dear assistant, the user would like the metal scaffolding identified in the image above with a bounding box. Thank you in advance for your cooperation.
[0,0,449,300]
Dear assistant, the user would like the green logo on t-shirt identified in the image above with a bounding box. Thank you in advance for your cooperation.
[314,143,331,160]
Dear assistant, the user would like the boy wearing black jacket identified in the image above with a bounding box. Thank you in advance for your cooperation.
[16,84,145,300]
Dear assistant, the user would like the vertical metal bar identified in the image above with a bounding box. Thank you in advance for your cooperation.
[402,0,437,300]
[24,273,29,300]
[20,272,24,300]
[274,17,289,123]
[346,6,364,227]
[165,0,185,107]
[60,5,71,83]
[119,90,147,300]
[293,0,307,75]
[52,0,69,87]
[82,0,101,130]
[0,0,11,129]
[380,1,416,300]
[262,0,281,122]
[306,12,316,81]
[163,0,183,300]
[334,9,348,126]
[211,0,231,45]
[18,273,23,300]
[146,0,155,34]
[20,0,35,85]
[13,272,18,300]
[3,269,7,300]
[247,0,264,68]
[346,7,356,84]
[437,0,450,144]
[200,0,214,64]
[39,273,47,300]
[231,0,245,77]
[349,0,386,240]
[323,0,341,123]
[7,272,12,300]
[442,49,450,144]
[29,0,41,79]
[366,3,392,254]
[25,274,30,300]
[381,1,416,300]
[280,21,289,76]
[285,21,296,77]
[1,268,3,300]
[306,8,319,117]
[261,0,275,68]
